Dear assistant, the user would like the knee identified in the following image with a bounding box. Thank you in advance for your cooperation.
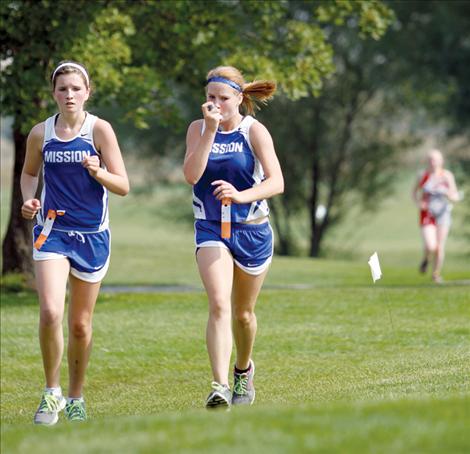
[209,297,231,320]
[234,309,255,327]
[436,241,446,253]
[69,320,92,339]
[39,307,62,328]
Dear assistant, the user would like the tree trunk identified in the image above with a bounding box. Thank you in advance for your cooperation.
[309,96,358,257]
[309,105,322,257]
[310,220,325,258]
[270,198,293,256]
[1,126,34,278]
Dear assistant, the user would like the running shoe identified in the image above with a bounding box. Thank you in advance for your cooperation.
[33,392,66,425]
[65,398,87,422]
[419,259,428,274]
[205,382,231,409]
[232,359,255,406]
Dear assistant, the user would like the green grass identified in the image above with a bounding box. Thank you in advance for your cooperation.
[1,285,469,452]
[322,171,469,267]
[1,398,469,453]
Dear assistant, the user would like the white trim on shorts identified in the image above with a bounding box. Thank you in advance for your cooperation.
[195,240,272,276]
[33,249,110,283]
[197,240,230,250]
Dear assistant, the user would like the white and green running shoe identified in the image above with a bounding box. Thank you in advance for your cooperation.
[65,398,87,422]
[232,359,255,406]
[33,392,66,425]
[205,382,231,409]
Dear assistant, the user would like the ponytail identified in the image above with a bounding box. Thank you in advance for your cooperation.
[241,80,277,115]
[206,66,277,116]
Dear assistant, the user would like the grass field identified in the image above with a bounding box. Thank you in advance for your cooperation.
[1,143,470,452]
[1,284,469,452]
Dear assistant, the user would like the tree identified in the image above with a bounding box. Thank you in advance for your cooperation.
[383,0,470,246]
[258,3,403,256]
[381,0,470,135]
[1,0,395,277]
[114,0,396,258]
[260,0,470,257]
[1,0,135,277]
[260,64,413,256]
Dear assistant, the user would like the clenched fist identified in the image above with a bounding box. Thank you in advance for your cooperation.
[22,198,41,220]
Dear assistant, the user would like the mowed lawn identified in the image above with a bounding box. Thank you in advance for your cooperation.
[1,281,469,453]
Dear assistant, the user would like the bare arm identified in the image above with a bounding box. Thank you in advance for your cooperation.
[183,102,222,185]
[412,172,425,209]
[89,119,129,196]
[212,121,284,204]
[445,170,460,202]
[21,123,44,219]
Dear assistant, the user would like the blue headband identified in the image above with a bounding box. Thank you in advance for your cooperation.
[206,76,242,92]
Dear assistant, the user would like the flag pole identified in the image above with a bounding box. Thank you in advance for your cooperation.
[368,252,395,333]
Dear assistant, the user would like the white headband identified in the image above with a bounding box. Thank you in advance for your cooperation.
[52,63,89,87]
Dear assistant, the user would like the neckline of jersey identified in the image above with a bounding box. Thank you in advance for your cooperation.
[217,115,249,134]
[52,112,88,142]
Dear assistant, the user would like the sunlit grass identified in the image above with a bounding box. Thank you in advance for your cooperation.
[1,283,469,452]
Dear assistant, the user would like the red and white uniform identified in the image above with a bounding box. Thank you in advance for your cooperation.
[418,171,450,226]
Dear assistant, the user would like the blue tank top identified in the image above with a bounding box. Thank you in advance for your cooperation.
[37,113,109,232]
[192,115,269,223]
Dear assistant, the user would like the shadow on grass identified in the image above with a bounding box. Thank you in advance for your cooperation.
[378,280,470,289]
[2,279,468,307]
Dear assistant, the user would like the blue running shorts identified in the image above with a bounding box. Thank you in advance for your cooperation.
[32,225,111,283]
[194,219,273,275]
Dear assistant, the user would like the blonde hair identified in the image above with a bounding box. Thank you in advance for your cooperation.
[428,148,443,160]
[427,149,444,168]
[206,66,276,115]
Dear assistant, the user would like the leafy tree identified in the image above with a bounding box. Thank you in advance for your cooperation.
[257,2,402,256]
[114,0,396,258]
[260,34,413,256]
[1,0,395,278]
[0,0,135,277]
[382,0,470,246]
[382,0,470,135]
[260,0,470,257]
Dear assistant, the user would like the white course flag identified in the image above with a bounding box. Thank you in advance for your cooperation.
[368,252,382,283]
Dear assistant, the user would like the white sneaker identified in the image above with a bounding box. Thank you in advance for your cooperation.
[33,392,66,425]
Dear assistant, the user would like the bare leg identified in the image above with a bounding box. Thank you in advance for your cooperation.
[35,259,70,388]
[197,247,234,386]
[232,266,268,370]
[420,225,437,273]
[67,274,101,397]
[433,224,450,281]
